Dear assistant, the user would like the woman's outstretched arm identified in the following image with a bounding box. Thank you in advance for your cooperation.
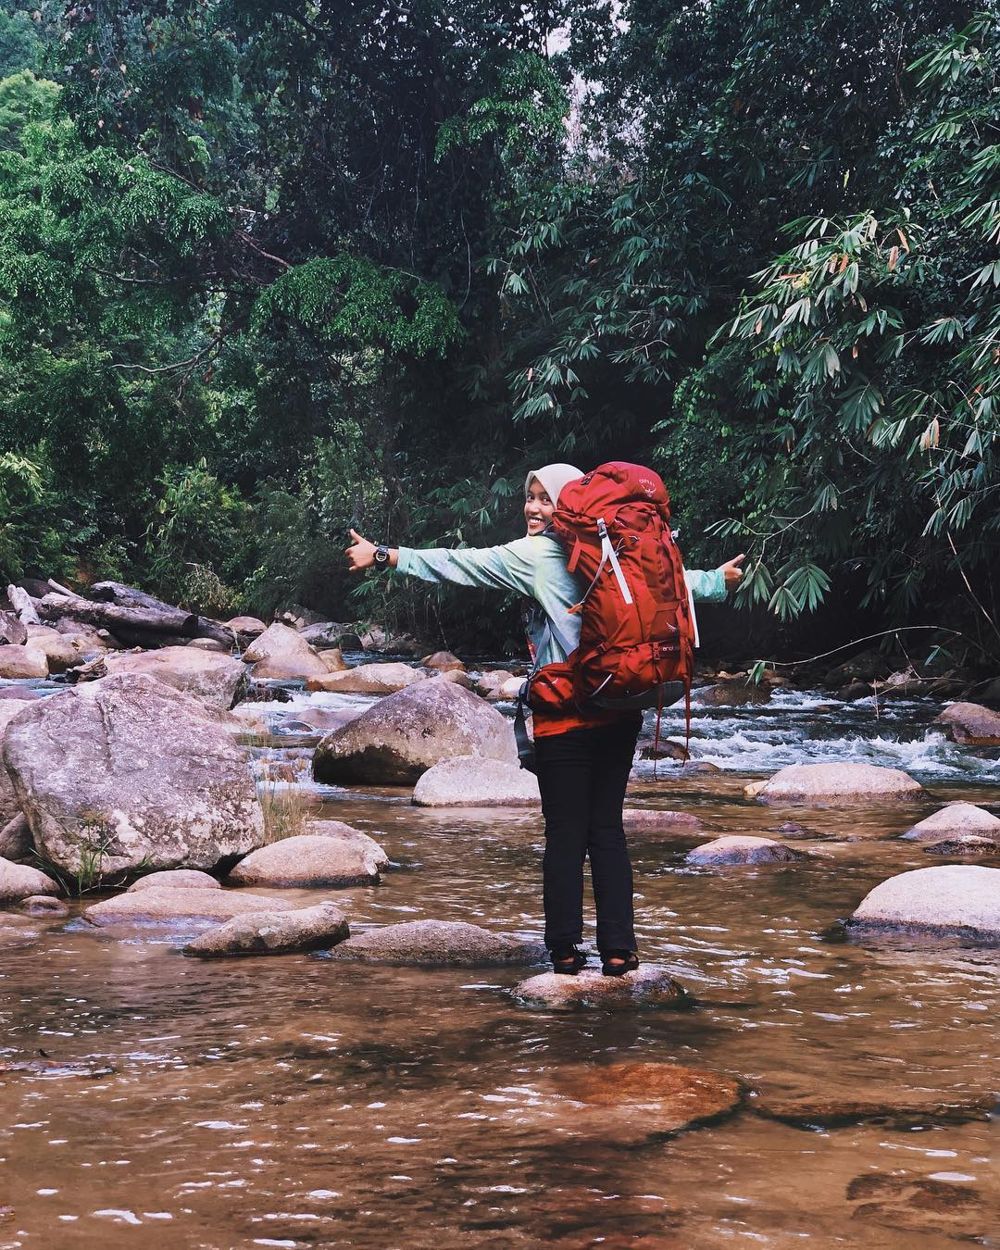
[346,529,539,596]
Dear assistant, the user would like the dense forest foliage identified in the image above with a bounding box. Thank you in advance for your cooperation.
[1,2,997,661]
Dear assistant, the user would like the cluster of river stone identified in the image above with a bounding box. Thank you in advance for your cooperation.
[1,612,999,1005]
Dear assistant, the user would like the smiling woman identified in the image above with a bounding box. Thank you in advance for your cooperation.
[345,461,738,978]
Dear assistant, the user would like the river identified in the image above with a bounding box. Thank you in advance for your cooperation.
[1,678,998,1248]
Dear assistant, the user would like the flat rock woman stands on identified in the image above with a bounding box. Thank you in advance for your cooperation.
[346,463,742,976]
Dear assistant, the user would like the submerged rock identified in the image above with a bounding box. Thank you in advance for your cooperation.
[935,701,1000,746]
[17,895,69,917]
[183,901,349,957]
[227,831,387,888]
[902,801,1000,842]
[849,865,1000,942]
[515,965,690,1011]
[330,919,544,966]
[412,756,540,806]
[746,762,924,804]
[306,661,426,695]
[0,856,60,905]
[622,809,704,834]
[846,1172,989,1239]
[686,835,813,866]
[313,676,517,785]
[127,869,221,892]
[923,836,1000,856]
[100,646,247,709]
[754,1090,998,1129]
[242,622,328,681]
[3,674,264,877]
[551,1061,742,1134]
[85,887,296,926]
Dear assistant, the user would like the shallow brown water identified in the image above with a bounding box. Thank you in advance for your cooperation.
[2,773,999,1249]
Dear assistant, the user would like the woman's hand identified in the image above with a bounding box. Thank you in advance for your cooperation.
[719,553,746,588]
[345,528,377,574]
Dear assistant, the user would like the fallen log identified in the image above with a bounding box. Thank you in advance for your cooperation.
[36,592,234,646]
[89,581,235,646]
[5,586,40,626]
[91,581,187,614]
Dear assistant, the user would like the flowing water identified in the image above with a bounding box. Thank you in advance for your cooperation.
[1,681,998,1248]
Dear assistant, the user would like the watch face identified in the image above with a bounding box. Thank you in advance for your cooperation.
[374,547,389,563]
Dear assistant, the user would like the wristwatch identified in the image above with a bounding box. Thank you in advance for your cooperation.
[373,545,391,567]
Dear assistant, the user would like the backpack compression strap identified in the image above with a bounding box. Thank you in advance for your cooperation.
[568,517,633,614]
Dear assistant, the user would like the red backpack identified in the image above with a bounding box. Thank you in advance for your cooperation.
[526,461,695,715]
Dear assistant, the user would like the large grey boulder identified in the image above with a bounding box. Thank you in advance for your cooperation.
[902,802,1000,843]
[686,835,813,866]
[935,701,1000,746]
[306,661,426,695]
[0,699,36,826]
[85,887,295,926]
[3,674,265,877]
[412,756,540,806]
[241,622,328,681]
[183,901,349,957]
[98,646,247,709]
[0,644,47,679]
[746,762,924,804]
[299,621,347,649]
[227,831,387,888]
[516,966,690,1011]
[0,856,60,905]
[330,919,545,966]
[313,676,517,785]
[849,865,1000,941]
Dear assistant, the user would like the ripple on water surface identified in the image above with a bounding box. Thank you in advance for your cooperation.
[1,681,998,1247]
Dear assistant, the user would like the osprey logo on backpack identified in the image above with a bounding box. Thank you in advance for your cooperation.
[526,461,695,714]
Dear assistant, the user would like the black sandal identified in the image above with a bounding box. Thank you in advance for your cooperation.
[600,950,639,977]
[550,946,587,976]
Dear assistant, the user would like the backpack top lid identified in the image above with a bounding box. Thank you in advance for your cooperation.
[555,461,671,520]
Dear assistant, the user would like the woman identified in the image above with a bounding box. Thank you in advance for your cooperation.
[346,463,743,976]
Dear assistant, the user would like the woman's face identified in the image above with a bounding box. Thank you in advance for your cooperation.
[524,478,555,535]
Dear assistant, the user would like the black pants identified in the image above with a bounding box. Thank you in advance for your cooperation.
[534,715,642,954]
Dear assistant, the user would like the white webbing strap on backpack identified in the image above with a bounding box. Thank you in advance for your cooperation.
[600,518,633,604]
[568,517,633,613]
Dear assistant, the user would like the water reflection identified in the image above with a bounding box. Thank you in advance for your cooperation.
[1,687,998,1247]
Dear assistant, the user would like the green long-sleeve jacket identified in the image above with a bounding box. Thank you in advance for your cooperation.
[396,535,727,668]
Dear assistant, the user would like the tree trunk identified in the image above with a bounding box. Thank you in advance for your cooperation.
[6,586,41,626]
[36,593,233,646]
